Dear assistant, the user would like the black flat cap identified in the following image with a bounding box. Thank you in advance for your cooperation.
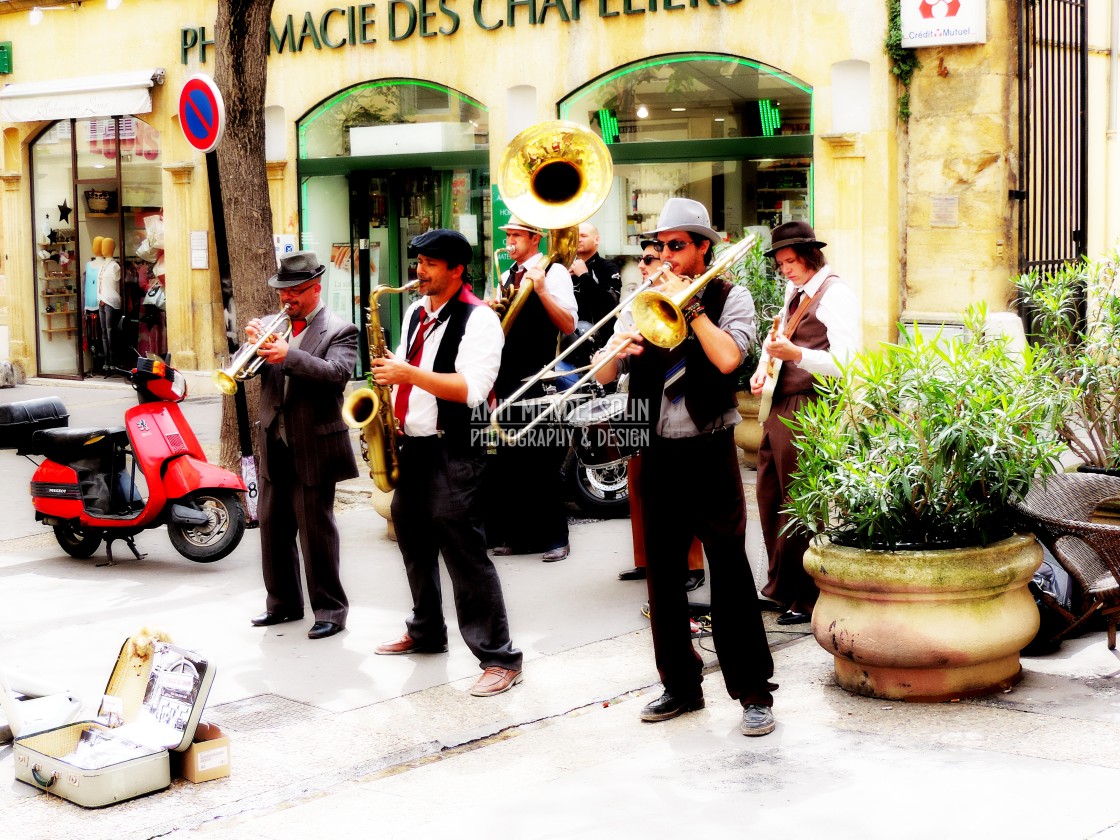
[408,229,474,268]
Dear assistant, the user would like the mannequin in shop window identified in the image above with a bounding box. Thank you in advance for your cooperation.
[136,214,167,358]
[84,236,105,373]
[97,237,122,372]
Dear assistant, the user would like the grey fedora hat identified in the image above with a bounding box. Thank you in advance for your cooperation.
[641,197,722,246]
[764,221,827,258]
[268,250,326,288]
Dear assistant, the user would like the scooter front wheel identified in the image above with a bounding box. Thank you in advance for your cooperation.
[53,521,103,559]
[168,491,246,563]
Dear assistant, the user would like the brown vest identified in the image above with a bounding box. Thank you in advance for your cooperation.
[775,277,837,399]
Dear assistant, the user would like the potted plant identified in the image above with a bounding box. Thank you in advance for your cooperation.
[784,305,1064,701]
[1013,250,1120,470]
[723,236,785,465]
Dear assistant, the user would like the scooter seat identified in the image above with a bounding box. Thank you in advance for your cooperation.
[30,426,127,465]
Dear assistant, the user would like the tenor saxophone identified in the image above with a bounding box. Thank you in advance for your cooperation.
[342,280,419,493]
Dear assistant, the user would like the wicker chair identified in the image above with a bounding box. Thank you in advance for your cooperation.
[1013,472,1120,650]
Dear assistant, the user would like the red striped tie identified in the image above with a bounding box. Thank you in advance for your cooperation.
[393,309,430,430]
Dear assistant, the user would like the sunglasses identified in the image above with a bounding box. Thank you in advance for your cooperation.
[657,239,693,253]
[638,255,661,266]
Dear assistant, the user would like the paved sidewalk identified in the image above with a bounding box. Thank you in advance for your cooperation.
[1,378,1118,839]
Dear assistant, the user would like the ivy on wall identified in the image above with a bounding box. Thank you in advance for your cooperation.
[886,0,922,121]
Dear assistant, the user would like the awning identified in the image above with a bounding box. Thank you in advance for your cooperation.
[0,68,165,123]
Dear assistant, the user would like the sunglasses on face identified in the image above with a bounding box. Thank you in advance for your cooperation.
[638,255,661,266]
[657,239,692,253]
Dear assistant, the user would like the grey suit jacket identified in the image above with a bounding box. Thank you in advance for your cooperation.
[258,308,360,487]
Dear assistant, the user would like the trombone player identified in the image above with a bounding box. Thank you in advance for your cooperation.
[246,250,359,641]
[484,217,578,562]
[593,198,778,736]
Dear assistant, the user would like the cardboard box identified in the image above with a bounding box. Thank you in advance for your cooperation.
[178,725,230,783]
[13,639,214,808]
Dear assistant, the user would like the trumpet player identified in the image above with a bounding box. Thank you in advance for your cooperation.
[371,230,523,698]
[593,198,777,736]
[484,217,578,562]
[247,250,359,641]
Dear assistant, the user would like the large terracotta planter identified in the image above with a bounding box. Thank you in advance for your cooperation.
[371,486,397,541]
[734,390,763,468]
[804,534,1042,702]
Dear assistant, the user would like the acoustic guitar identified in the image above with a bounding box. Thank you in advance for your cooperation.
[757,314,782,424]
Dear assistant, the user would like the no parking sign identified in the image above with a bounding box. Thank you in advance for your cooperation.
[178,74,226,153]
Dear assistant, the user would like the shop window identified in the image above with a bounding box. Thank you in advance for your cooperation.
[298,79,488,159]
[559,54,813,254]
[561,53,812,143]
[30,116,164,378]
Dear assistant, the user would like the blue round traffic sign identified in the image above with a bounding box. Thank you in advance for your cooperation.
[178,74,226,153]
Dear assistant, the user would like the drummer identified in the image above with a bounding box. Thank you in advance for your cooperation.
[614,240,707,592]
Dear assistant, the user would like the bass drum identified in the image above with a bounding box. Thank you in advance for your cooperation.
[566,393,638,468]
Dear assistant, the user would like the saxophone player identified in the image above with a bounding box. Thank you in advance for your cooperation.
[371,230,523,698]
[247,250,359,641]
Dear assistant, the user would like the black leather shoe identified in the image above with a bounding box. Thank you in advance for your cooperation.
[684,570,706,591]
[776,610,812,626]
[307,621,344,640]
[640,691,705,722]
[618,567,647,581]
[250,610,304,627]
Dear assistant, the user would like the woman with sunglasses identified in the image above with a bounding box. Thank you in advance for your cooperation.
[617,240,707,593]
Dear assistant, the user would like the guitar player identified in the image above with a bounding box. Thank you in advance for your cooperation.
[749,221,861,626]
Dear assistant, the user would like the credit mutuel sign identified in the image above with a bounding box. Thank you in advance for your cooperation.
[900,0,987,47]
[181,0,742,61]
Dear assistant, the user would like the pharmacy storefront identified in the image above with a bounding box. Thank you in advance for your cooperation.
[1,0,902,380]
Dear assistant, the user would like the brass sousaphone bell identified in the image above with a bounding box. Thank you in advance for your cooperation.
[493,120,614,332]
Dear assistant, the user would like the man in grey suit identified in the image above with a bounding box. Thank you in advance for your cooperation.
[245,251,359,640]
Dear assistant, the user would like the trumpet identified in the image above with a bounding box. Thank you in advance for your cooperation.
[490,234,758,444]
[213,305,292,396]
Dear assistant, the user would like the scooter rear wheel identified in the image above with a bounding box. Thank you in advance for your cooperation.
[168,491,246,563]
[53,521,103,559]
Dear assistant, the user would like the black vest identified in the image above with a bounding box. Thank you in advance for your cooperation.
[494,271,560,399]
[627,278,737,434]
[405,285,485,449]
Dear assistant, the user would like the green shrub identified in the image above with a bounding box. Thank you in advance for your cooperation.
[784,305,1063,550]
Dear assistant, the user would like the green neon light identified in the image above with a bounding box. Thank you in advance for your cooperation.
[298,79,488,159]
[758,100,781,137]
[597,108,619,144]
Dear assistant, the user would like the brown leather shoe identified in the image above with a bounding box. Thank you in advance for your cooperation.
[541,544,570,562]
[490,545,514,556]
[469,666,523,697]
[373,633,448,656]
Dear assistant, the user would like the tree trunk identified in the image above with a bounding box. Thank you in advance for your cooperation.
[213,0,277,473]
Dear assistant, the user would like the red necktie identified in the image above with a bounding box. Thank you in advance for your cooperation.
[508,265,525,291]
[290,318,307,337]
[393,309,431,431]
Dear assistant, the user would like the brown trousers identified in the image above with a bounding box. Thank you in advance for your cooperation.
[757,392,819,614]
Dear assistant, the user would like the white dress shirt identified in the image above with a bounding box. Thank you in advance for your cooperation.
[495,252,579,327]
[781,264,861,377]
[394,294,504,437]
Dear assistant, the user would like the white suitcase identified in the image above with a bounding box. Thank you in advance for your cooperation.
[13,639,215,808]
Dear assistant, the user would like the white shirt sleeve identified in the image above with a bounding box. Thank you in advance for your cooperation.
[457,304,505,408]
[544,261,579,329]
[797,281,861,377]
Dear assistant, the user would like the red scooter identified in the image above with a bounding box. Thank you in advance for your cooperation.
[10,357,247,563]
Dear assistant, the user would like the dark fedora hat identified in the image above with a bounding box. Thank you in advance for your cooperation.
[408,229,474,268]
[268,250,326,289]
[764,221,827,258]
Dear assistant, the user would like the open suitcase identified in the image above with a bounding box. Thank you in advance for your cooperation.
[13,638,214,808]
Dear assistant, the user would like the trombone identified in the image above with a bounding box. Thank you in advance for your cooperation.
[213,304,292,396]
[490,234,758,444]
